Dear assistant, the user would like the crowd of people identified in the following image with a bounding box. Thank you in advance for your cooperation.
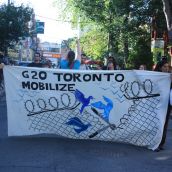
[0,40,172,152]
[1,39,171,73]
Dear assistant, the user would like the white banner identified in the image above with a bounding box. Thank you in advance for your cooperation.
[3,66,171,150]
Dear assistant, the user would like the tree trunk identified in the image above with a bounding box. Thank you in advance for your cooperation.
[123,15,129,66]
[162,0,172,31]
[124,40,129,65]
[162,0,172,64]
[107,31,118,57]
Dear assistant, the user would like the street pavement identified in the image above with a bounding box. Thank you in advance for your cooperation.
[0,92,172,172]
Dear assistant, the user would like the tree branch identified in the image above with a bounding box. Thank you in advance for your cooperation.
[162,0,172,30]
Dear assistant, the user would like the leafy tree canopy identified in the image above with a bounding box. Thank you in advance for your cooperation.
[54,0,168,68]
[0,3,33,54]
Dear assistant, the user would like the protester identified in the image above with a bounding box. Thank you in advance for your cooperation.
[27,52,43,68]
[154,57,171,151]
[154,56,169,72]
[103,55,117,70]
[139,64,147,70]
[60,39,81,70]
[80,53,91,70]
[107,61,116,70]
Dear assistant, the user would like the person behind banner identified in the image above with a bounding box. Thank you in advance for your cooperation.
[154,57,171,151]
[154,56,169,72]
[60,39,81,70]
[80,53,91,70]
[103,55,117,70]
[27,52,43,68]
[107,61,116,70]
[139,64,147,70]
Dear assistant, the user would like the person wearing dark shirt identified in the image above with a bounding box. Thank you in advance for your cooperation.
[28,52,43,68]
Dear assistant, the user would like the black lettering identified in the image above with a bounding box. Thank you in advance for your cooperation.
[55,84,59,90]
[68,84,75,91]
[59,84,67,91]
[53,73,63,81]
[64,73,73,82]
[49,83,55,90]
[45,83,49,90]
[104,73,114,81]
[31,82,38,90]
[22,81,76,91]
[73,73,81,82]
[83,74,92,82]
[22,71,29,78]
[31,71,38,79]
[39,71,47,80]
[22,81,30,89]
[92,74,101,81]
[39,82,45,90]
[115,74,124,82]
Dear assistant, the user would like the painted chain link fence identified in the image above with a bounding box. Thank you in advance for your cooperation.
[26,79,160,149]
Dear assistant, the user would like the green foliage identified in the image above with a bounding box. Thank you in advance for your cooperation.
[80,25,108,59]
[61,38,75,49]
[127,37,153,70]
[0,3,33,54]
[54,0,168,68]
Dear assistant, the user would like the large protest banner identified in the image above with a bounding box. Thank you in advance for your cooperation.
[3,66,171,150]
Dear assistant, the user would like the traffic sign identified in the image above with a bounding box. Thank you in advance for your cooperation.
[36,22,45,34]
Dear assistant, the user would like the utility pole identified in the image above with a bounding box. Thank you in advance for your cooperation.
[8,0,10,5]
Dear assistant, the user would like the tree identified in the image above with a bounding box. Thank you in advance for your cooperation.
[55,0,167,68]
[0,3,33,55]
[162,0,172,31]
[72,0,154,67]
[81,25,108,59]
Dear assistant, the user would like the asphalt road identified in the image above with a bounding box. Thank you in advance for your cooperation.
[0,92,172,172]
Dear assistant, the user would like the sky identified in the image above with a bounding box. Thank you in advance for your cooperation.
[0,0,77,43]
